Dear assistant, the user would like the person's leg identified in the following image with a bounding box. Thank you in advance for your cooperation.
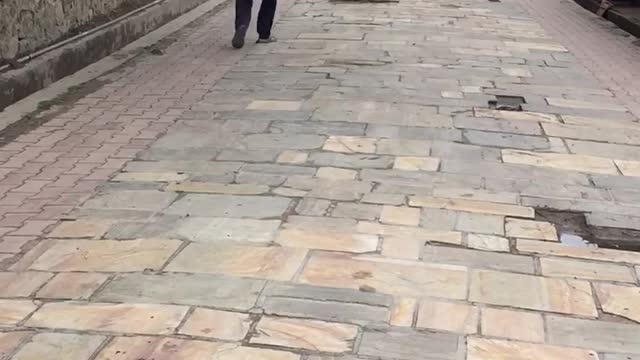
[257,0,277,40]
[233,0,253,48]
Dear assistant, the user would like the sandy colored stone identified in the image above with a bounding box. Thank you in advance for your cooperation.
[467,234,510,252]
[0,300,38,325]
[469,269,597,317]
[468,337,598,360]
[316,167,357,180]
[501,67,532,77]
[358,221,462,245]
[595,283,640,323]
[27,302,188,334]
[481,308,544,342]
[393,157,440,171]
[433,187,518,205]
[277,151,308,164]
[381,236,423,260]
[362,193,406,205]
[0,236,33,253]
[112,172,189,182]
[300,252,468,299]
[278,226,378,253]
[96,336,301,360]
[36,273,109,300]
[409,196,534,218]
[0,331,32,359]
[0,271,53,297]
[390,298,417,327]
[616,160,640,177]
[95,337,220,360]
[502,149,618,175]
[273,187,308,197]
[47,220,112,239]
[517,239,640,265]
[473,108,560,123]
[323,136,376,154]
[541,257,635,283]
[166,243,307,281]
[28,239,182,272]
[166,182,269,195]
[247,100,302,111]
[416,299,479,334]
[506,218,558,241]
[180,308,251,340]
[12,333,105,360]
[546,97,627,111]
[251,316,358,352]
[381,206,421,226]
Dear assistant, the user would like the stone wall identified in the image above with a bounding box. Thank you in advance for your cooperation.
[0,0,145,61]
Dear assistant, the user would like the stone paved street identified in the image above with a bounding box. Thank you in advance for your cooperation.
[1,0,640,357]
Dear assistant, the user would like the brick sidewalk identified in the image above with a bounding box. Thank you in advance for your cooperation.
[1,0,640,358]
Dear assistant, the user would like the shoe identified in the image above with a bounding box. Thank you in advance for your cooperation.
[256,36,277,44]
[232,25,248,49]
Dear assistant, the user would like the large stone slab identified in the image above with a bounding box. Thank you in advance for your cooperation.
[81,190,178,211]
[416,299,479,334]
[28,239,182,272]
[422,245,534,274]
[469,269,597,317]
[481,308,544,343]
[358,330,462,360]
[0,300,38,326]
[12,333,105,360]
[547,315,640,354]
[540,257,635,283]
[309,153,394,169]
[517,239,640,265]
[277,216,377,253]
[26,302,188,334]
[502,149,618,175]
[0,271,53,297]
[165,194,291,218]
[468,337,598,360]
[250,317,358,352]
[166,243,307,281]
[300,252,467,299]
[0,332,32,359]
[410,196,534,218]
[95,337,300,360]
[179,308,251,341]
[94,273,264,310]
[595,283,640,323]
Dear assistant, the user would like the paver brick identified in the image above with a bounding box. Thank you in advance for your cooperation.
[180,308,251,340]
[358,330,462,360]
[0,272,53,297]
[481,308,544,343]
[11,333,105,360]
[0,300,39,326]
[416,299,479,334]
[468,337,597,360]
[36,273,109,300]
[546,315,640,354]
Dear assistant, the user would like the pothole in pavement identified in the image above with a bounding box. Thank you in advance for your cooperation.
[488,95,526,111]
[535,209,640,252]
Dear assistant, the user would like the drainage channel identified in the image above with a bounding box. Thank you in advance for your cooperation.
[536,209,640,252]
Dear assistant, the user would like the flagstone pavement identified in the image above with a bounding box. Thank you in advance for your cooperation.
[1,0,640,358]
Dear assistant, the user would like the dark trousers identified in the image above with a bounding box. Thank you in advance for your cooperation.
[235,0,277,39]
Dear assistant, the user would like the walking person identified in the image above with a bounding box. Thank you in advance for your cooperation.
[232,0,277,48]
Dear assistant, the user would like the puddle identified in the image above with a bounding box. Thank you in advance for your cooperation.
[535,209,640,252]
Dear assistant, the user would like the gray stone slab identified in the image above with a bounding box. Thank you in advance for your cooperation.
[454,116,542,135]
[592,175,640,191]
[586,212,640,231]
[463,130,550,150]
[261,297,390,325]
[604,354,640,360]
[367,125,462,142]
[241,164,315,176]
[271,121,366,136]
[332,203,381,220]
[566,139,640,161]
[422,245,534,274]
[125,160,243,176]
[262,282,393,306]
[242,134,326,149]
[165,194,291,218]
[310,153,393,169]
[94,273,265,310]
[296,198,331,216]
[284,176,373,201]
[218,110,312,122]
[358,330,463,360]
[235,172,287,186]
[547,316,640,354]
[217,149,280,162]
[81,190,177,212]
[137,147,219,160]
